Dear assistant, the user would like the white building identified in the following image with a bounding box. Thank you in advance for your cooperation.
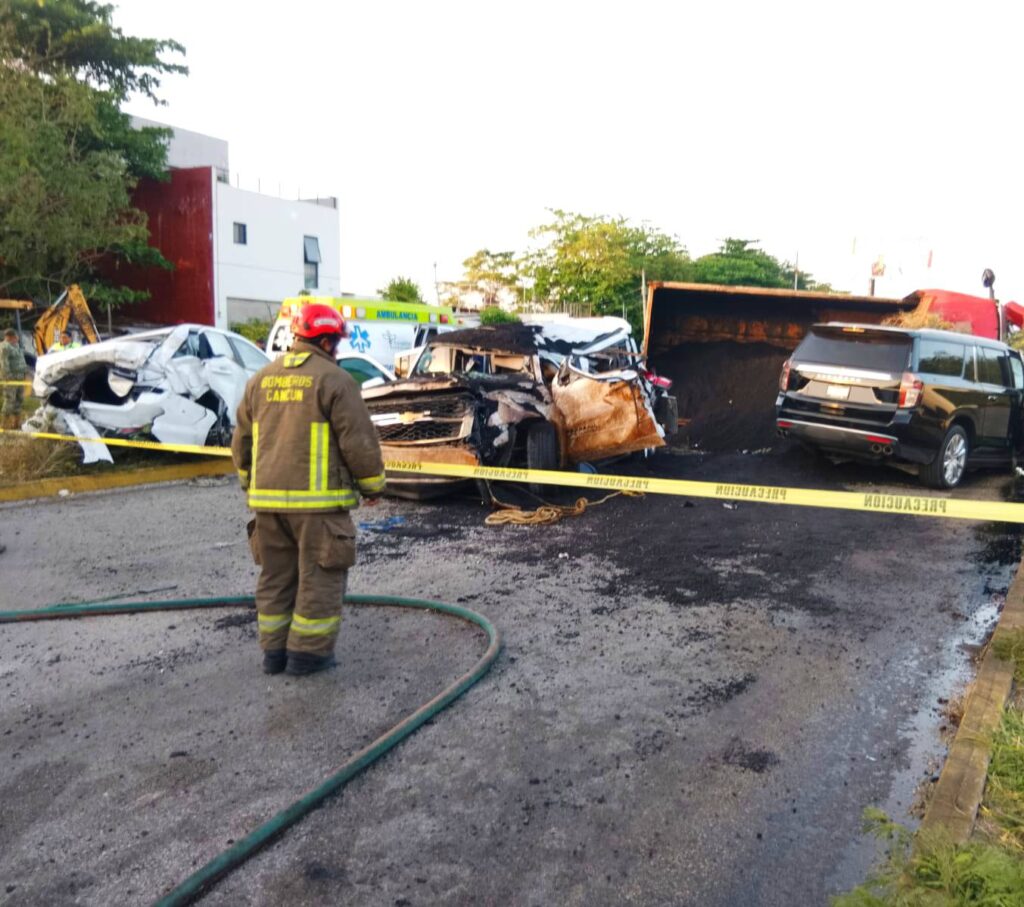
[212,185,341,326]
[126,118,340,330]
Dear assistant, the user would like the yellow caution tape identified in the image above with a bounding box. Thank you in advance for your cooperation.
[384,458,1024,524]
[4,424,1022,523]
[0,380,32,387]
[0,427,230,457]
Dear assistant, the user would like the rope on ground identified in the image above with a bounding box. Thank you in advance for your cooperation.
[483,486,643,526]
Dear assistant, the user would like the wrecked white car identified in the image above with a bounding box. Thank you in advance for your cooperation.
[29,324,268,461]
[362,317,678,498]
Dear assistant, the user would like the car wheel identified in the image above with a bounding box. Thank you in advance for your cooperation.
[526,421,560,496]
[921,425,968,489]
[204,396,233,447]
[476,424,517,505]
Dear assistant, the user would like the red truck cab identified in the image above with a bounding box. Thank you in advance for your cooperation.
[907,288,1024,341]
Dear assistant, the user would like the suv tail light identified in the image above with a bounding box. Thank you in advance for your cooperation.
[898,372,923,408]
[641,368,673,390]
[779,358,791,391]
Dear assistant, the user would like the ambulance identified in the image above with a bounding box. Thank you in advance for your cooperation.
[267,297,468,367]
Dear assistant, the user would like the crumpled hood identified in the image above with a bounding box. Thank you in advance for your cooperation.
[33,325,190,391]
[361,375,462,399]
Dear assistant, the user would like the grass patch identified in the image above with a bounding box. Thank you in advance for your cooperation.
[978,707,1024,854]
[993,631,1024,683]
[0,432,218,487]
[0,433,81,483]
[833,808,1024,906]
[834,705,1024,905]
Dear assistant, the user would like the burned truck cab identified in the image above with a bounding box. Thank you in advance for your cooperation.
[362,319,676,500]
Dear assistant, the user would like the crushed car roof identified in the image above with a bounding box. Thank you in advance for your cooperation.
[429,316,633,356]
[429,323,542,354]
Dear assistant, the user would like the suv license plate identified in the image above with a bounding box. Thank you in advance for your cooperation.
[826,384,850,400]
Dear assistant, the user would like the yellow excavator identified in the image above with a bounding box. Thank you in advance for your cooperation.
[32,284,101,354]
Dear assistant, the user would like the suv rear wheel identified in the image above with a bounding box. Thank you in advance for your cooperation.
[921,425,968,489]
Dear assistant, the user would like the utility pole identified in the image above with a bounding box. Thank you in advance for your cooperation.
[433,262,440,305]
[793,252,799,291]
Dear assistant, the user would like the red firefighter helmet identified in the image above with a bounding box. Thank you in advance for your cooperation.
[291,303,347,340]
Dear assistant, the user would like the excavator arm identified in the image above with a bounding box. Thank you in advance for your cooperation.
[33,285,100,354]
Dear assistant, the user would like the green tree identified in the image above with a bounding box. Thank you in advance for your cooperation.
[479,306,521,325]
[461,249,519,308]
[378,276,425,303]
[692,238,823,290]
[0,0,186,310]
[523,210,692,333]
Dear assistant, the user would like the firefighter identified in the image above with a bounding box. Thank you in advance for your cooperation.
[231,303,385,676]
[0,328,28,430]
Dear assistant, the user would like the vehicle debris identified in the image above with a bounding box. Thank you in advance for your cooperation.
[362,317,677,499]
[28,324,269,457]
[358,516,408,532]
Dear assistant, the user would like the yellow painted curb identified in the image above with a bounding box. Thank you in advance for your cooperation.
[919,555,1024,842]
[0,458,235,504]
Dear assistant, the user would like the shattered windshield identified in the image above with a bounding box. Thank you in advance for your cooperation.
[412,346,533,379]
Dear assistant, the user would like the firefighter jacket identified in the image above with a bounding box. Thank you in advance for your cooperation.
[231,341,385,512]
[0,340,27,380]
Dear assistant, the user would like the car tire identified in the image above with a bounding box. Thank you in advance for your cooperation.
[476,424,518,505]
[526,421,560,496]
[921,425,969,489]
[204,396,233,447]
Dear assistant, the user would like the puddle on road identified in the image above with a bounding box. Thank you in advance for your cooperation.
[831,519,1020,893]
[887,522,1018,818]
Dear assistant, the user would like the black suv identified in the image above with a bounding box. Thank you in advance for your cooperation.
[775,324,1024,488]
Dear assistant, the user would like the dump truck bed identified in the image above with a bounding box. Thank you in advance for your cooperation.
[642,282,915,451]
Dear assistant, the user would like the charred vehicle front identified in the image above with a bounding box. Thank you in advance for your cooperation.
[361,318,678,498]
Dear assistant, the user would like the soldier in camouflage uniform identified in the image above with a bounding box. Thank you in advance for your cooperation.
[0,329,28,430]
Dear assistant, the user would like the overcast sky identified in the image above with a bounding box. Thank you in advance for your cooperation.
[118,0,1024,304]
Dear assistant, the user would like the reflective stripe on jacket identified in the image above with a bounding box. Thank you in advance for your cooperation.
[231,341,385,513]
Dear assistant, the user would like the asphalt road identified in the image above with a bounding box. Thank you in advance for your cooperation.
[0,448,1019,906]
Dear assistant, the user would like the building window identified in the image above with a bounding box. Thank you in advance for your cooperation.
[233,222,247,245]
[303,235,321,289]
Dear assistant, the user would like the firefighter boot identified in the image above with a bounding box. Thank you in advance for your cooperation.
[263,649,287,675]
[285,651,337,676]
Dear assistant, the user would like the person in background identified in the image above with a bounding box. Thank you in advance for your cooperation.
[49,331,81,352]
[0,328,27,429]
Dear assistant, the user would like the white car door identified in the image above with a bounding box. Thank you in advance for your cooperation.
[200,330,247,419]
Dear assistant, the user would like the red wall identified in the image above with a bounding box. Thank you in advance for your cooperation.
[105,166,215,326]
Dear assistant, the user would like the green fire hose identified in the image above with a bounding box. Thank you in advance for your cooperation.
[0,593,502,906]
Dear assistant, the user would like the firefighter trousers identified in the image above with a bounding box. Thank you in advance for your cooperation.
[248,511,356,656]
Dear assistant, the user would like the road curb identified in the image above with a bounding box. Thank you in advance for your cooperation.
[919,550,1024,842]
[0,459,234,504]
